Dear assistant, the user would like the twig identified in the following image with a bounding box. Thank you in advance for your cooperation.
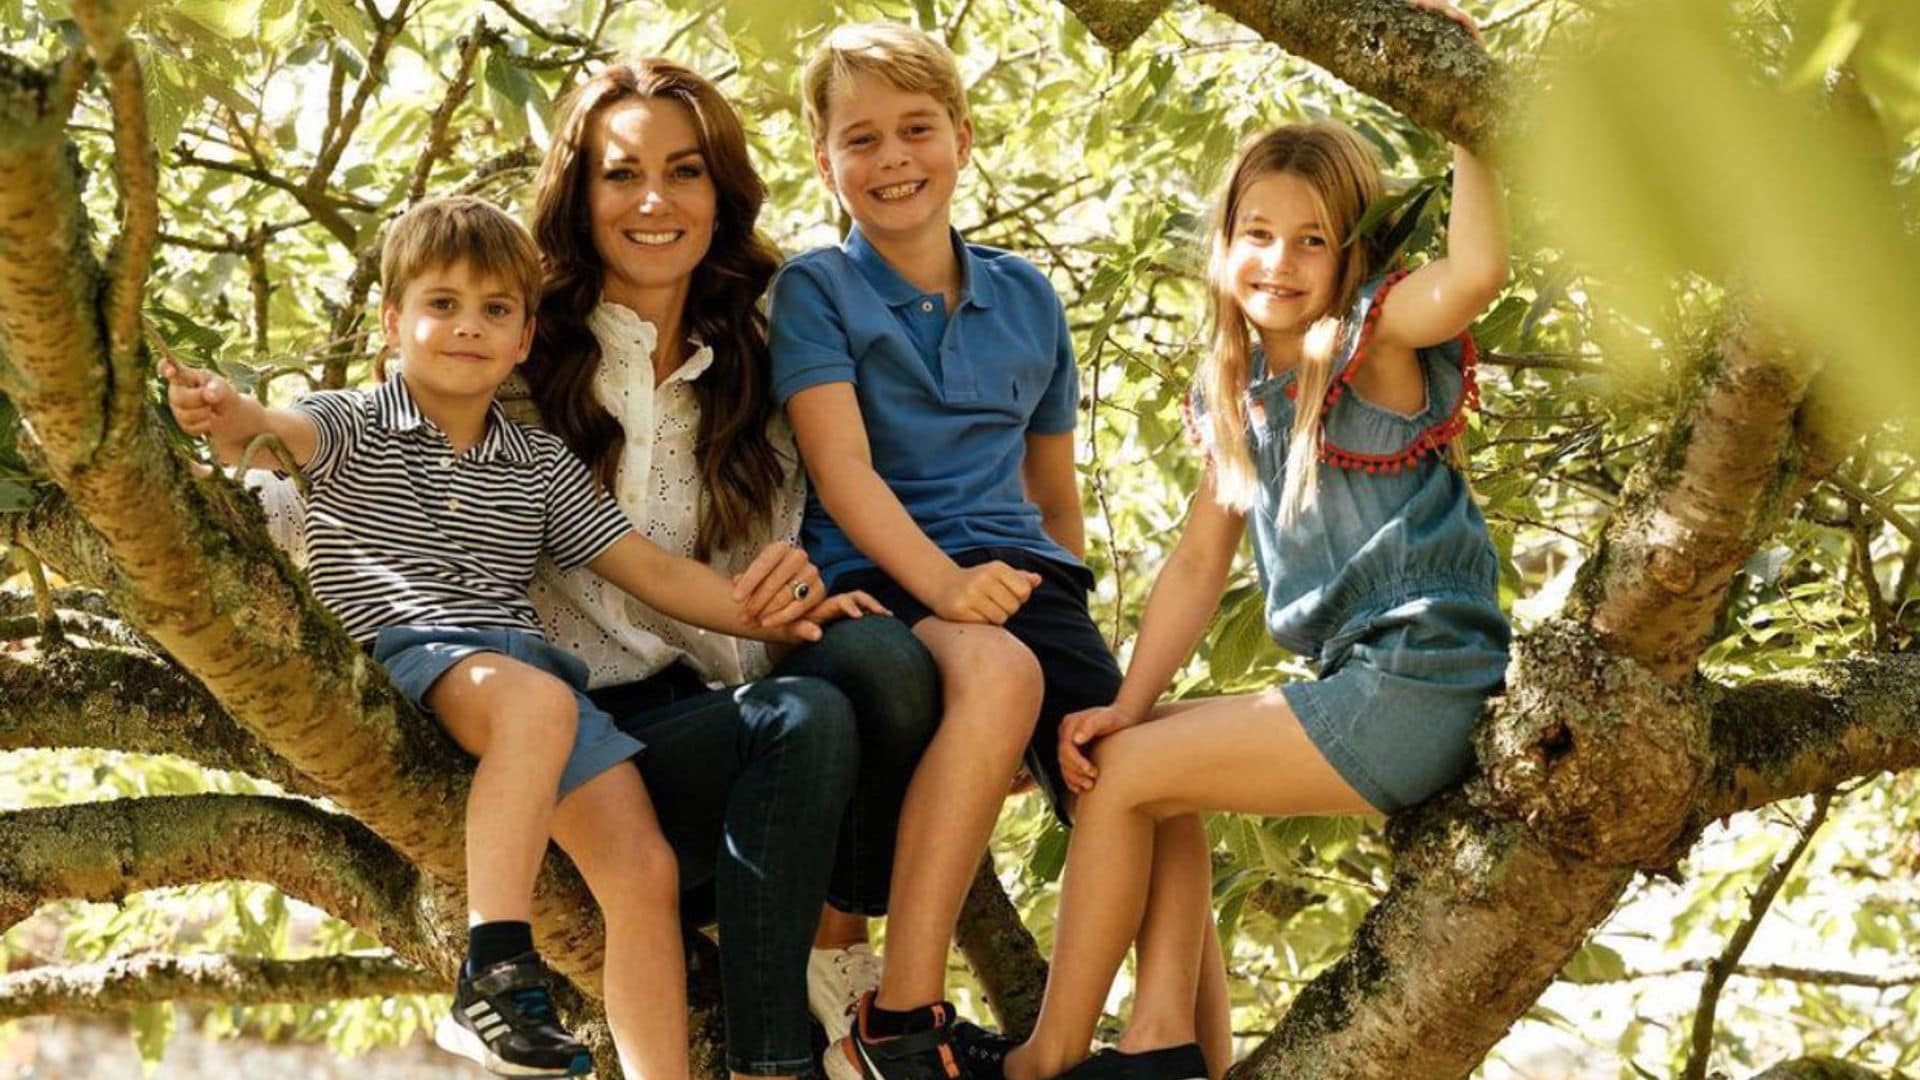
[489,0,595,49]
[1826,471,1920,548]
[1604,961,1920,990]
[406,18,499,204]
[1682,790,1834,1080]
[8,547,66,648]
[235,434,310,499]
[1483,351,1605,375]
[246,227,273,366]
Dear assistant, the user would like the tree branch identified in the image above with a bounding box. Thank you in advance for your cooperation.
[1683,791,1832,1080]
[71,0,158,447]
[1702,654,1920,821]
[0,952,440,1022]
[0,795,441,968]
[404,19,498,205]
[1054,0,1173,52]
[955,857,1047,1035]
[0,646,309,794]
[1196,0,1506,154]
[1569,328,1824,682]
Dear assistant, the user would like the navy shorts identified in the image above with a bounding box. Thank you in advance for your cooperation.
[371,625,644,799]
[832,547,1121,824]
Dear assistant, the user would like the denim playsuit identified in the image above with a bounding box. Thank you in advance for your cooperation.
[1198,272,1511,813]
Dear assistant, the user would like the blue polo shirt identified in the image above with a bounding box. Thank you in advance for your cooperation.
[769,227,1081,586]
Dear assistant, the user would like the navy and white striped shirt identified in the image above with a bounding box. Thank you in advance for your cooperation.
[293,376,634,644]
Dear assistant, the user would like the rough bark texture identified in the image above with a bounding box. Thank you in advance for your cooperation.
[1703,654,1920,820]
[0,953,440,1022]
[1240,797,1633,1079]
[1202,0,1504,153]
[0,795,443,966]
[0,647,311,794]
[955,857,1047,1035]
[1569,330,1821,683]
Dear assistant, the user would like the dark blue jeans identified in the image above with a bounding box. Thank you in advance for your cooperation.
[588,616,939,1076]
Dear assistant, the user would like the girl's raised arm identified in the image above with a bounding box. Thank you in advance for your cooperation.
[1373,142,1510,351]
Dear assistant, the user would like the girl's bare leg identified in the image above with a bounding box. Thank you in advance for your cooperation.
[1004,691,1372,1080]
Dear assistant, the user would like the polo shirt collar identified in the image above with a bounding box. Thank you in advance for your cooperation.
[844,226,996,311]
[374,374,535,464]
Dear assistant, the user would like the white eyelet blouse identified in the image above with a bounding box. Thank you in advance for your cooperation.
[250,300,806,690]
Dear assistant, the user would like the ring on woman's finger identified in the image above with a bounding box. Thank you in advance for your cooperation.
[790,579,811,602]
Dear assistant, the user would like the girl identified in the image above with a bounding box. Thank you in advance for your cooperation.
[1001,12,1511,1080]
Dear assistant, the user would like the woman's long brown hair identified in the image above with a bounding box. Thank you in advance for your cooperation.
[529,58,785,561]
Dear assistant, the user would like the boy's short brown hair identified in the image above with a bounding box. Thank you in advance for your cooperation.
[802,22,968,140]
[379,195,542,311]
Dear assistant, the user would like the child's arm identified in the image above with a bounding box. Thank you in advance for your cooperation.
[787,383,1042,625]
[163,360,319,467]
[1023,431,1086,560]
[1057,474,1246,793]
[587,532,884,645]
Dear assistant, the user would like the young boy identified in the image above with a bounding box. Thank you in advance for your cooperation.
[771,24,1229,1080]
[168,196,874,1080]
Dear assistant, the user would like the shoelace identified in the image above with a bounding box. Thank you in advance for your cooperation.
[510,987,556,1020]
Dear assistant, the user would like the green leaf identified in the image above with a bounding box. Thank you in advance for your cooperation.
[169,0,263,39]
[1027,822,1069,884]
[311,0,369,59]
[129,1001,177,1074]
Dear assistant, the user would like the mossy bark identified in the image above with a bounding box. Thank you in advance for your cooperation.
[0,954,440,1022]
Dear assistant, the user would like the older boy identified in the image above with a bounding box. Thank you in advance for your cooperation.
[169,196,873,1080]
[770,24,1229,1080]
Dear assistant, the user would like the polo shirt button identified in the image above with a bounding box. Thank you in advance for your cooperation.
[438,457,452,468]
[447,498,461,510]
[920,300,933,313]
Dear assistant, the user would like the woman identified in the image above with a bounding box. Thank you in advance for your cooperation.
[242,57,936,1080]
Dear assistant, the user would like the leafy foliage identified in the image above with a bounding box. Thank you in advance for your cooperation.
[2,0,1919,1076]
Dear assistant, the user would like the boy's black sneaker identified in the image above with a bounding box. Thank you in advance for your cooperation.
[834,991,964,1080]
[950,1020,1019,1080]
[434,951,593,1078]
[1056,1044,1209,1080]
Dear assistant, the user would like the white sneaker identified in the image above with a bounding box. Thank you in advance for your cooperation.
[809,943,881,1079]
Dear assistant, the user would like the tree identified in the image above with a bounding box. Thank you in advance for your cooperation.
[2,0,1917,1076]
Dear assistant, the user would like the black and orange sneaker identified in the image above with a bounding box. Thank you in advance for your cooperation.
[833,991,964,1080]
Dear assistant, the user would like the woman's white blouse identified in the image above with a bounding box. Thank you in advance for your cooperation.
[251,301,805,690]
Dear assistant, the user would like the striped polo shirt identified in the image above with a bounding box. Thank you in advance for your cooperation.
[293,375,634,644]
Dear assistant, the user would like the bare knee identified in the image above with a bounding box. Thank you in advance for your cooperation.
[484,671,579,753]
[1085,731,1181,820]
[921,618,1044,718]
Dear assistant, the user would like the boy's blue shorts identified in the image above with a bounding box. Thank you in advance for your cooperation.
[371,625,644,799]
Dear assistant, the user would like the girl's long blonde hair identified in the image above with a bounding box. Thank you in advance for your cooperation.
[1201,122,1385,524]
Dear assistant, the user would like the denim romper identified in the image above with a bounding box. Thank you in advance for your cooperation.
[1198,272,1511,813]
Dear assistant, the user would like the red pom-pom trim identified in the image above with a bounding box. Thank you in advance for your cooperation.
[1315,270,1482,474]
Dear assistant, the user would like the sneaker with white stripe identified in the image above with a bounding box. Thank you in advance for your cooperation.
[434,951,592,1078]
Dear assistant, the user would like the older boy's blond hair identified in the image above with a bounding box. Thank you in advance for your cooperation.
[802,22,968,140]
[379,195,542,312]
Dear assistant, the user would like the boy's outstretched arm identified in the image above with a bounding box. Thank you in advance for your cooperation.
[162,361,318,468]
[787,383,1041,626]
[586,532,883,646]
[1022,431,1085,560]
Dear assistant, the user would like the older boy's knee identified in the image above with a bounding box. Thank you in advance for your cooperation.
[927,626,1043,749]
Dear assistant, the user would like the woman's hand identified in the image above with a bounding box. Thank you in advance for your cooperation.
[733,541,827,627]
[775,590,891,644]
[1057,704,1141,795]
